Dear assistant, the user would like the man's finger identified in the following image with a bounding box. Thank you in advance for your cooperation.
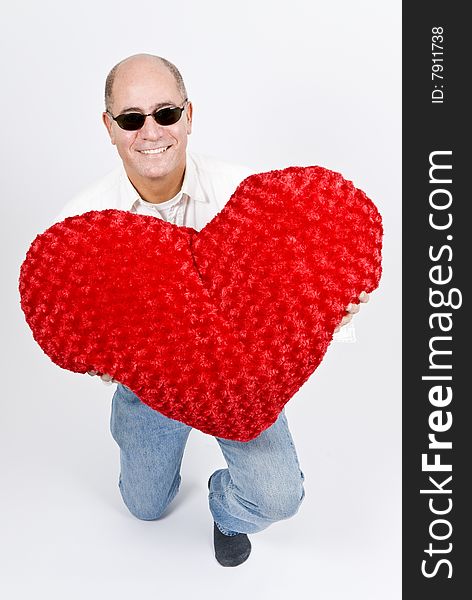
[345,303,360,314]
[359,291,370,303]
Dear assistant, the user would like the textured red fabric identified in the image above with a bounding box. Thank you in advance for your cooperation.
[19,166,382,441]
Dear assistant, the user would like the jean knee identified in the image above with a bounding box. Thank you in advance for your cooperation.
[253,478,305,521]
[269,489,305,520]
[119,479,172,521]
[122,495,170,521]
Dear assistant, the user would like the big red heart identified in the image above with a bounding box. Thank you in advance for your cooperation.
[19,166,382,441]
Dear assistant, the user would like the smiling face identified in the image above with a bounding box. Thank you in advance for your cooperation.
[102,56,192,202]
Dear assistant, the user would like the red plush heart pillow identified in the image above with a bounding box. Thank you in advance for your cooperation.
[19,166,382,441]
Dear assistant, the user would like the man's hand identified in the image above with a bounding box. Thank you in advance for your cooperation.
[334,291,370,333]
[87,370,117,385]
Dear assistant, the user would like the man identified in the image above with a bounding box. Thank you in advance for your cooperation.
[54,53,367,567]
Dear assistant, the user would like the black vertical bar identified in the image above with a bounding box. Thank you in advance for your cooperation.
[403,3,469,597]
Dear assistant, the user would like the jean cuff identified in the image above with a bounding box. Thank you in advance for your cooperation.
[215,521,240,536]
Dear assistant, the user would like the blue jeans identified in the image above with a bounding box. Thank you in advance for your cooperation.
[110,384,305,535]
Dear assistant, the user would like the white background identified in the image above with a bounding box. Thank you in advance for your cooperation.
[1,1,401,598]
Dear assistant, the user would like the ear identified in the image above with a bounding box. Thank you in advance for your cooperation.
[102,111,116,145]
[185,102,193,135]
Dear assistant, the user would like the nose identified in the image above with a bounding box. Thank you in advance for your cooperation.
[139,114,165,139]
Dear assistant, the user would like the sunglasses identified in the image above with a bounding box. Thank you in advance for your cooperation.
[107,100,188,131]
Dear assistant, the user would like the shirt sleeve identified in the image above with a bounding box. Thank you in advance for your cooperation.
[332,322,357,343]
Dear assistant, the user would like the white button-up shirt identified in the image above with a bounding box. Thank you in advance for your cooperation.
[53,151,355,342]
[54,151,253,232]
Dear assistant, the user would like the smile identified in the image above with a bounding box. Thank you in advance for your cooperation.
[138,146,171,155]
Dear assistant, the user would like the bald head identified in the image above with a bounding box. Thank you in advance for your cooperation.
[101,53,193,205]
[104,54,188,113]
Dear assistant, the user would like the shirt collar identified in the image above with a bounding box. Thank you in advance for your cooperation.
[119,150,207,212]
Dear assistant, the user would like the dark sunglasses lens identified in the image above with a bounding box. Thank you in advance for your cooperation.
[115,113,146,130]
[154,107,183,126]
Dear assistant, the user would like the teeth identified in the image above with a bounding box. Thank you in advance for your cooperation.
[140,146,169,155]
